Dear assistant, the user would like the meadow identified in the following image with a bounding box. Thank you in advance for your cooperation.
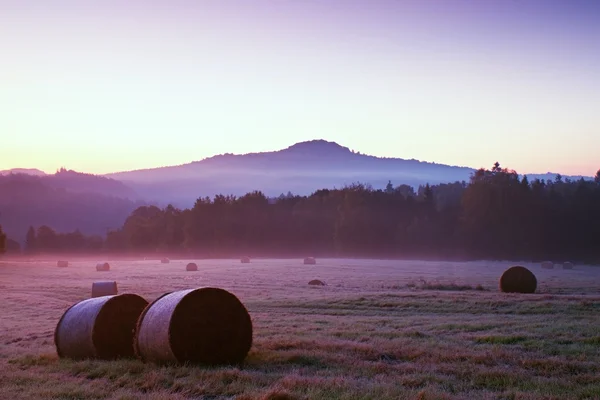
[1,258,599,400]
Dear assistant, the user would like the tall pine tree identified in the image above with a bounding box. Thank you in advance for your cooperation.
[25,226,36,254]
[0,225,6,254]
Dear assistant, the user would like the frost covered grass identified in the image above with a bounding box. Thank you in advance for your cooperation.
[1,258,599,399]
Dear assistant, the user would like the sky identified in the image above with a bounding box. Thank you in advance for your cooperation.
[1,0,599,176]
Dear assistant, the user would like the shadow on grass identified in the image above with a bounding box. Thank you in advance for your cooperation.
[474,335,528,345]
[407,280,487,292]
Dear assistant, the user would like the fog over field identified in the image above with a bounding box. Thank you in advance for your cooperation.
[2,0,600,398]
[1,258,599,399]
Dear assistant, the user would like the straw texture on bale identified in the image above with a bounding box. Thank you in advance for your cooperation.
[240,256,251,264]
[161,258,170,264]
[499,266,537,294]
[55,294,148,360]
[186,262,198,271]
[57,260,69,268]
[563,261,574,269]
[96,262,110,271]
[92,281,118,298]
[135,287,253,365]
[308,279,325,286]
[541,261,554,269]
[304,257,316,265]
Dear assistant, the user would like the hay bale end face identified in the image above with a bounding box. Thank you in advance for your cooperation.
[57,260,69,268]
[186,262,198,271]
[563,261,574,269]
[304,257,316,265]
[96,262,110,271]
[92,281,118,298]
[55,293,148,360]
[541,261,554,269]
[240,256,251,264]
[135,287,253,366]
[161,258,170,264]
[308,279,325,286]
[499,266,537,294]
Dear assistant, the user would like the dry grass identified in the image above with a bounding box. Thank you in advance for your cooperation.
[1,258,600,399]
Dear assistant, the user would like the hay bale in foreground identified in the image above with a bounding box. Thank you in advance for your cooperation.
[135,287,253,365]
[92,281,118,298]
[240,256,251,264]
[304,257,316,265]
[499,266,537,294]
[541,261,554,269]
[186,262,198,271]
[57,260,69,268]
[308,279,325,286]
[161,258,170,264]
[563,261,574,269]
[96,262,110,271]
[55,293,148,360]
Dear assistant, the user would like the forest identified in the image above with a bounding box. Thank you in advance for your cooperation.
[2,163,600,263]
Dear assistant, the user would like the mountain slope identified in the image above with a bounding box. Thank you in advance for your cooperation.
[105,139,594,207]
[0,173,143,242]
[105,140,476,205]
[46,168,139,199]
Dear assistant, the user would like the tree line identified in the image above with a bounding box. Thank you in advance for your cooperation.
[3,163,600,263]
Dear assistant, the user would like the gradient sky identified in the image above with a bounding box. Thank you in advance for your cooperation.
[1,0,599,175]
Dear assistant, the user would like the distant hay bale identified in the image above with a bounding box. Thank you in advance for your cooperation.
[499,266,537,294]
[304,257,316,265]
[186,262,198,271]
[541,261,554,269]
[161,258,170,264]
[308,279,325,286]
[563,261,574,269]
[135,287,253,365]
[96,262,110,271]
[92,281,118,298]
[240,256,251,264]
[54,293,148,360]
[57,260,69,268]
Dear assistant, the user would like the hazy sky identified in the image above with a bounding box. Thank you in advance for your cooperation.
[1,0,599,175]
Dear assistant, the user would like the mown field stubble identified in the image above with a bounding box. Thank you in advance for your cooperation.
[1,259,599,400]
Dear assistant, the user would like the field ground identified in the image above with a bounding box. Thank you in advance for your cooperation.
[1,258,599,400]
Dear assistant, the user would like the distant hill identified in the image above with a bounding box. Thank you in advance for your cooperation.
[1,168,139,200]
[0,173,143,242]
[106,140,475,205]
[0,168,47,176]
[105,140,593,207]
[3,140,594,212]
[45,168,140,200]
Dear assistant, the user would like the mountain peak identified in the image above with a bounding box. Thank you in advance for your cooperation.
[281,140,352,155]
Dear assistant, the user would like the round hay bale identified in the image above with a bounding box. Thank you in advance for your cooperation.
[92,281,118,298]
[499,266,537,294]
[541,261,554,269]
[240,256,251,264]
[57,260,69,268]
[161,258,170,264]
[303,257,316,265]
[308,279,325,286]
[186,262,198,271]
[96,262,110,272]
[563,261,574,269]
[135,287,253,365]
[54,293,148,360]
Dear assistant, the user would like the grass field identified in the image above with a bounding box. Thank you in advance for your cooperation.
[1,258,599,400]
